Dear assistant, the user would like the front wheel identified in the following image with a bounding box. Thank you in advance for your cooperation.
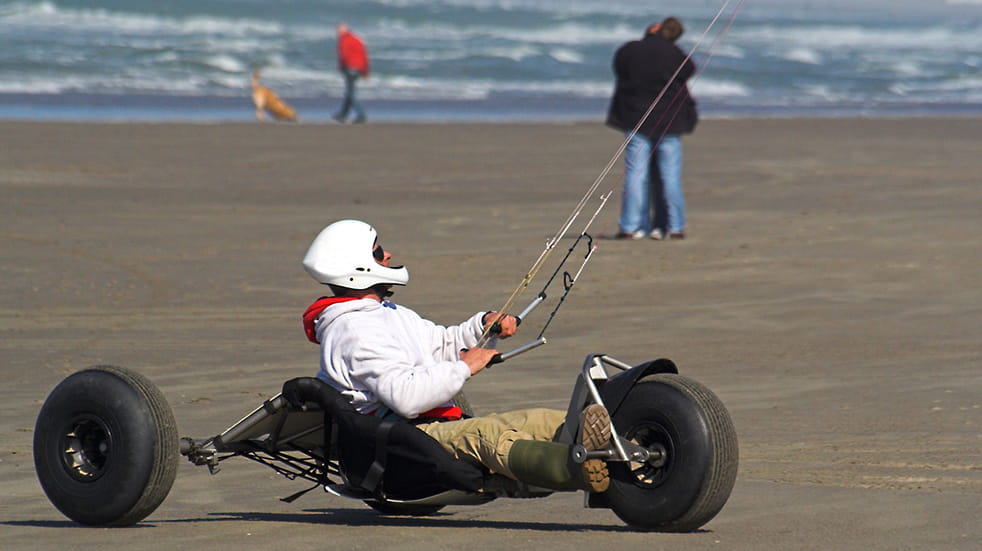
[605,374,738,532]
[33,365,179,526]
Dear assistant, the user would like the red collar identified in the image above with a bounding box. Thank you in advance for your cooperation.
[302,296,359,343]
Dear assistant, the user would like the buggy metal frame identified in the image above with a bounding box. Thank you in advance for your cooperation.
[179,354,665,504]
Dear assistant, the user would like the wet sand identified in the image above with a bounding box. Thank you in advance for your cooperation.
[1,118,979,549]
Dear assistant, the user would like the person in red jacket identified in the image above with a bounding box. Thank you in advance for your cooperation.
[334,23,369,123]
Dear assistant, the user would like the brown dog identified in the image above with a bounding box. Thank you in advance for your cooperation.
[251,70,298,122]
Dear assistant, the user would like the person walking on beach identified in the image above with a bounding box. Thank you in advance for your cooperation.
[334,23,369,123]
[607,17,698,241]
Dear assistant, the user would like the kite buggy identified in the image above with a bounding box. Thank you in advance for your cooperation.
[34,351,736,531]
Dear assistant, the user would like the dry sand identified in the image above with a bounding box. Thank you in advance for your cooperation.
[1,118,979,549]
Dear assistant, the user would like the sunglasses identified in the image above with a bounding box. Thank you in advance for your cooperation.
[373,244,385,262]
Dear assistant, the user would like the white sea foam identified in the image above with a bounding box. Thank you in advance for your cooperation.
[370,0,661,18]
[691,79,750,99]
[371,18,640,46]
[549,48,584,64]
[890,60,923,77]
[784,48,822,65]
[203,55,247,73]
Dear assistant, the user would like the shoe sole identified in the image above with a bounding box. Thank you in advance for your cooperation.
[582,459,609,492]
[580,404,612,449]
[579,404,612,492]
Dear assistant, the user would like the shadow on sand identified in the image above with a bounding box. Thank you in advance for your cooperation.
[4,507,671,533]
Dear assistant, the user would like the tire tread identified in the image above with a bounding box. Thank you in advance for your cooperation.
[93,366,179,527]
[651,374,738,532]
[608,373,738,532]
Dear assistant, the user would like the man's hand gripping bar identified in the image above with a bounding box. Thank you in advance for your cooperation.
[482,292,548,365]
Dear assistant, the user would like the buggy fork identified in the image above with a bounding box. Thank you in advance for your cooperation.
[560,354,671,467]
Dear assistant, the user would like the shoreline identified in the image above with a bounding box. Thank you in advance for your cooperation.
[4,92,982,124]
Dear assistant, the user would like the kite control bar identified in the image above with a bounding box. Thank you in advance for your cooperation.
[482,233,596,366]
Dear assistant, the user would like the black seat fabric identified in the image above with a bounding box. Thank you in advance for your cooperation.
[281,377,485,499]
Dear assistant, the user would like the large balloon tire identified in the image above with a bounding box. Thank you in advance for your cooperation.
[605,373,738,532]
[365,500,445,516]
[33,365,179,526]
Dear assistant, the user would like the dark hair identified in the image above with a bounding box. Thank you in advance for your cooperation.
[328,283,392,299]
[659,17,684,42]
[328,284,355,296]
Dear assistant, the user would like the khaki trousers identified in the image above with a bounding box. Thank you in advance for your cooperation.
[417,408,566,480]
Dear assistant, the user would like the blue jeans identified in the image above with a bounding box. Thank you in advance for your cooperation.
[336,69,365,121]
[618,133,686,234]
[618,132,653,234]
[653,135,686,234]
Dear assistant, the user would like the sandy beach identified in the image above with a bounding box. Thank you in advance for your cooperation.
[1,118,979,550]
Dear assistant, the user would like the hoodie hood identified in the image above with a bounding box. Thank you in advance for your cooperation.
[302,296,369,343]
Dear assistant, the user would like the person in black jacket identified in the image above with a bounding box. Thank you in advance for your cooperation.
[607,17,697,240]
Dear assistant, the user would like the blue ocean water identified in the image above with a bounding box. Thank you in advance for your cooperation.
[1,0,981,122]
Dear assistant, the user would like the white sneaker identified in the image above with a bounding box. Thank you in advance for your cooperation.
[616,230,645,240]
[649,229,664,240]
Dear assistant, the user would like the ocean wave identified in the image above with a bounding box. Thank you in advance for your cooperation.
[368,0,683,19]
[0,0,282,36]
[736,21,982,52]
[370,18,640,46]
[366,73,611,101]
[888,60,924,78]
[691,79,750,98]
[783,48,822,65]
[376,43,584,65]
[0,73,208,95]
[892,74,982,96]
[549,48,584,64]
[201,55,247,73]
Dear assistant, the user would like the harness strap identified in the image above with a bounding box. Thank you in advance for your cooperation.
[360,419,395,496]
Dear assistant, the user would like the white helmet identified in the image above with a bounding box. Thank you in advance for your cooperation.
[302,220,409,289]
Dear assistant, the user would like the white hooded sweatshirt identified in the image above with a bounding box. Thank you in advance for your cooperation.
[311,298,493,419]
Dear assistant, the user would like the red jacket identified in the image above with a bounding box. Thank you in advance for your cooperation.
[337,31,369,76]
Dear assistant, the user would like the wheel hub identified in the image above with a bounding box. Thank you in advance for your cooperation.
[61,416,111,481]
[626,422,674,487]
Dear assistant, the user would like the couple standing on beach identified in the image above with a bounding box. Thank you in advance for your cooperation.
[608,17,698,242]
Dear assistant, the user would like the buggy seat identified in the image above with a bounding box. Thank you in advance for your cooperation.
[281,377,485,500]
